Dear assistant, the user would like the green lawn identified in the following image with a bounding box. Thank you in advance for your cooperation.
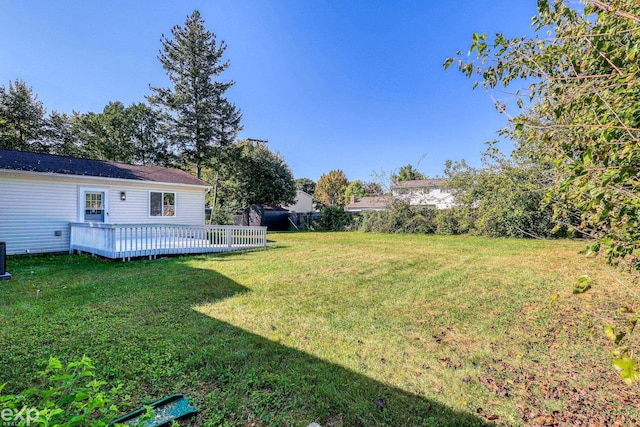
[1,232,638,426]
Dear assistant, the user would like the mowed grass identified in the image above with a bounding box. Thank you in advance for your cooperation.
[1,232,639,426]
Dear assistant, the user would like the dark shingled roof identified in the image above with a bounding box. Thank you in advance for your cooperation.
[0,149,210,187]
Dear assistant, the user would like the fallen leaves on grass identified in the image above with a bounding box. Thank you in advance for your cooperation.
[478,375,510,397]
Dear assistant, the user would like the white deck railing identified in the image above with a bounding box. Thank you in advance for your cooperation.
[70,223,267,260]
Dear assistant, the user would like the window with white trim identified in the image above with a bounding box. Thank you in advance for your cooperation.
[150,191,176,217]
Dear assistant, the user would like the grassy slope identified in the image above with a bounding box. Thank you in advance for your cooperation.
[0,232,638,426]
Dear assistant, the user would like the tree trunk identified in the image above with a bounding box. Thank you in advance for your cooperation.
[210,171,219,225]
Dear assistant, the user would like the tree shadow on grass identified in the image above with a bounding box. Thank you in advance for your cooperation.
[154,265,488,426]
[184,316,489,426]
[0,255,489,426]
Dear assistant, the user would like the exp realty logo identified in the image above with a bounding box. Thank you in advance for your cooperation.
[1,407,40,426]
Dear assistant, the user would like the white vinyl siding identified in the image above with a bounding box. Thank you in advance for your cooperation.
[0,171,207,255]
[109,186,202,224]
[283,190,314,213]
[392,187,455,210]
[0,174,77,254]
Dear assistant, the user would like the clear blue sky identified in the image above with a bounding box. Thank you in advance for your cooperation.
[0,0,539,182]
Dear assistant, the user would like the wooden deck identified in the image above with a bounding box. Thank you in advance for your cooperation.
[70,223,267,260]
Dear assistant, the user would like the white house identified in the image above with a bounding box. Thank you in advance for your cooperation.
[391,179,455,209]
[282,190,314,213]
[0,150,266,258]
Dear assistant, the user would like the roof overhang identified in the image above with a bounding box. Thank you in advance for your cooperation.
[0,168,212,191]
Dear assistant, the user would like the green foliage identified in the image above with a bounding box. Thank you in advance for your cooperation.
[294,177,316,195]
[573,275,592,294]
[0,356,125,426]
[434,208,470,235]
[72,102,170,165]
[207,204,236,225]
[391,164,426,184]
[0,81,171,167]
[212,139,296,209]
[46,111,83,157]
[148,10,241,178]
[316,206,357,231]
[127,103,173,166]
[449,0,640,384]
[448,0,640,266]
[343,180,367,205]
[604,304,640,384]
[359,200,436,234]
[315,169,349,206]
[77,102,134,162]
[0,79,48,152]
[363,181,383,196]
[443,145,559,239]
[613,356,640,386]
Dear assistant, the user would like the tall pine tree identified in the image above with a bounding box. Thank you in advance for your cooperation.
[148,10,242,179]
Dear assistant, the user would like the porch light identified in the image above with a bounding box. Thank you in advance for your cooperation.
[120,191,127,201]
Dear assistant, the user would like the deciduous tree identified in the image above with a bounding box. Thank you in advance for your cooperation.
[343,180,367,204]
[220,139,296,208]
[0,79,48,152]
[447,0,640,266]
[45,111,83,157]
[73,102,135,162]
[447,0,640,384]
[295,177,316,195]
[127,103,172,166]
[392,164,426,183]
[315,169,349,206]
[444,143,558,239]
[364,181,384,196]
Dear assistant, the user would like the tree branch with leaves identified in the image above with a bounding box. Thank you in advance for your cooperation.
[446,0,640,385]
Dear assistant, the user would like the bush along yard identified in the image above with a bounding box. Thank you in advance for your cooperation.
[1,232,639,426]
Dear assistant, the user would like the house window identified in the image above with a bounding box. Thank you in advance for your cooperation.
[150,192,176,217]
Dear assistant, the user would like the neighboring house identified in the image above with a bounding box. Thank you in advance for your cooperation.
[391,179,455,209]
[282,190,314,213]
[345,196,390,212]
[0,149,212,255]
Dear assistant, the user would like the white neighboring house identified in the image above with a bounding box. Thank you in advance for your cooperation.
[0,149,212,255]
[282,190,314,213]
[391,179,455,209]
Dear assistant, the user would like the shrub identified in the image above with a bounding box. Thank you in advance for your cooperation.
[0,356,132,427]
[208,205,236,225]
[444,151,560,239]
[434,208,471,235]
[359,200,436,234]
[316,206,357,231]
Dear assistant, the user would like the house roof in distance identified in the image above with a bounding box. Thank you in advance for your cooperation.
[391,178,448,189]
[345,196,390,211]
[0,149,210,187]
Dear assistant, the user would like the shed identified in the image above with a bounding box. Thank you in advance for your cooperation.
[235,204,291,231]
